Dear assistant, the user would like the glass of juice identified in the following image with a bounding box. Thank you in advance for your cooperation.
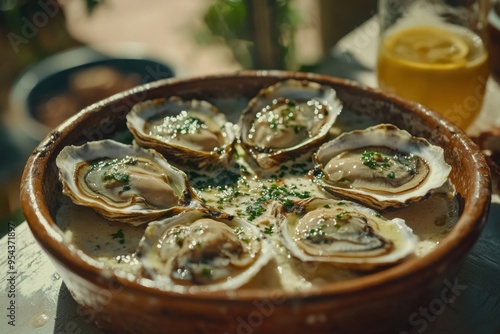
[377,0,490,130]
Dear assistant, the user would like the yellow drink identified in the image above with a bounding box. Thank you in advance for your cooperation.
[377,25,489,129]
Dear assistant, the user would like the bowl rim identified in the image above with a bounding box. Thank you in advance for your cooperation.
[20,70,491,302]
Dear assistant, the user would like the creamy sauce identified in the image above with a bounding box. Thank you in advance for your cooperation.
[384,182,458,256]
[57,198,144,272]
[55,143,458,292]
[55,105,459,292]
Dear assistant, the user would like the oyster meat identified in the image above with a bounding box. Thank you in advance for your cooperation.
[239,79,342,169]
[56,139,199,226]
[281,198,418,270]
[138,209,274,292]
[314,124,452,210]
[127,97,236,170]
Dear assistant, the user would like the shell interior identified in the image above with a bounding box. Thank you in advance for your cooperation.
[239,79,343,169]
[314,124,452,209]
[127,97,236,170]
[56,140,197,226]
[138,209,274,292]
[281,198,418,270]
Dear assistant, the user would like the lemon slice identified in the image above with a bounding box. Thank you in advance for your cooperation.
[385,26,470,65]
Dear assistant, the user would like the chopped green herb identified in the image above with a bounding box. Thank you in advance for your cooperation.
[103,170,129,183]
[244,182,311,220]
[233,226,250,242]
[111,229,125,244]
[238,163,251,176]
[361,151,390,170]
[202,267,212,276]
[91,157,138,190]
[283,199,294,210]
[312,168,324,179]
[306,223,328,243]
[263,224,274,235]
[90,156,138,170]
[269,119,278,129]
[335,211,351,221]
[246,203,266,221]
[187,169,241,191]
[176,117,205,135]
[213,146,224,154]
[361,151,416,177]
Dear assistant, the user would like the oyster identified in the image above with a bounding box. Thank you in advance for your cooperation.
[239,79,342,169]
[56,139,199,226]
[314,124,452,210]
[281,198,418,270]
[127,97,236,170]
[138,209,274,292]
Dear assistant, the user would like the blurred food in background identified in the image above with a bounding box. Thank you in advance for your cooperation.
[35,65,140,128]
[473,126,500,192]
[8,46,173,153]
[488,1,500,83]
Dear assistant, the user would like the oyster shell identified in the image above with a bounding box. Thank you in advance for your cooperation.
[281,198,418,270]
[138,209,274,292]
[56,139,199,226]
[314,124,452,210]
[239,79,342,169]
[127,97,236,170]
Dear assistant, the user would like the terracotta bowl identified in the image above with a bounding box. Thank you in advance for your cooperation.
[21,71,491,334]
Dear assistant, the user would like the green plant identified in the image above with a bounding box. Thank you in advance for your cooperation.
[201,0,300,69]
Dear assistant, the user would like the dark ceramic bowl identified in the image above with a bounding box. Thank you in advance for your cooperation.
[20,71,491,333]
[8,46,174,156]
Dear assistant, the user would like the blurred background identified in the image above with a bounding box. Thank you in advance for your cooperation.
[0,0,383,232]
